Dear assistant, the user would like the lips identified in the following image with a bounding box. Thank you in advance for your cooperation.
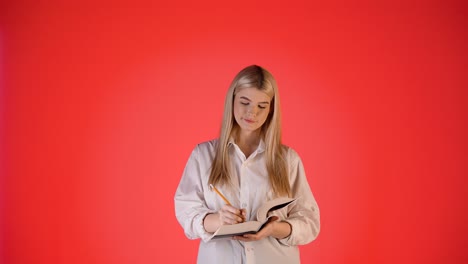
[244,118,256,123]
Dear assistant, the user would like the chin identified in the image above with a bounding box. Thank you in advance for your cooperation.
[242,126,261,133]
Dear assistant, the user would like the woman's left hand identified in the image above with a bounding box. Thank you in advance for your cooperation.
[232,216,291,242]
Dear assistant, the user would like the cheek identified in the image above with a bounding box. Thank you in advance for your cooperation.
[233,105,242,121]
[259,110,270,123]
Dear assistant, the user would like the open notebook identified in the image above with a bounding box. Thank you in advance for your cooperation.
[207,197,297,241]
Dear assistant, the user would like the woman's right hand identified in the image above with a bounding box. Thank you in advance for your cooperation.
[203,206,246,233]
[217,205,246,225]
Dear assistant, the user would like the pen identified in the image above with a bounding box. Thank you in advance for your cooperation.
[209,184,232,205]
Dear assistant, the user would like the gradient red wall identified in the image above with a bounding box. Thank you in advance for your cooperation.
[1,1,467,263]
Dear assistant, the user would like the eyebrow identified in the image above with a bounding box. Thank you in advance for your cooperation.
[239,96,270,104]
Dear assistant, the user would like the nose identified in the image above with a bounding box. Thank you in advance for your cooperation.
[247,106,257,116]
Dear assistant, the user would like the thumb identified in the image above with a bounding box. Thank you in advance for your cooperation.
[268,216,280,223]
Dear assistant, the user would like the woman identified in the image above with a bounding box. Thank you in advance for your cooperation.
[174,65,320,263]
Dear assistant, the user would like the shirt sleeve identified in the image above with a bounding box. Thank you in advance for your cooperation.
[174,145,216,242]
[278,148,320,246]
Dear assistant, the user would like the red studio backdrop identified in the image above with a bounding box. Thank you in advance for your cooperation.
[1,1,467,263]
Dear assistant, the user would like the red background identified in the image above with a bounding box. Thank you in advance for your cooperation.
[1,1,467,263]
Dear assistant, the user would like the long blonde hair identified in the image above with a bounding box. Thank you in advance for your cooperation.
[208,65,290,197]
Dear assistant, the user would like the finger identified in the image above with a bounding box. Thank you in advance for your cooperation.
[232,235,250,241]
[229,213,245,223]
[241,209,247,219]
[223,205,244,216]
[220,211,244,224]
[267,216,279,223]
[221,207,244,222]
[234,234,259,242]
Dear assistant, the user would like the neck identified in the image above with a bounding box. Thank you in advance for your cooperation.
[235,129,262,158]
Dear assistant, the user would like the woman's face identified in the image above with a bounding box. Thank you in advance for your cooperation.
[233,87,272,134]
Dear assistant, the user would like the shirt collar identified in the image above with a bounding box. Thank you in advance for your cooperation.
[227,137,266,154]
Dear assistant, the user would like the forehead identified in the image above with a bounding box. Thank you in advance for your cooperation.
[235,87,271,102]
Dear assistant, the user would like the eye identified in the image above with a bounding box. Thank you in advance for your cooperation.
[240,102,249,106]
[258,105,266,109]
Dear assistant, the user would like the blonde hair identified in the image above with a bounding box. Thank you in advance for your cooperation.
[208,65,290,197]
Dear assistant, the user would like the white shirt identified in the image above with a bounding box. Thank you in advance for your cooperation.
[174,139,320,264]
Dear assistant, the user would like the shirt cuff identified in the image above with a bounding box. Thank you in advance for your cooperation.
[195,210,217,242]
